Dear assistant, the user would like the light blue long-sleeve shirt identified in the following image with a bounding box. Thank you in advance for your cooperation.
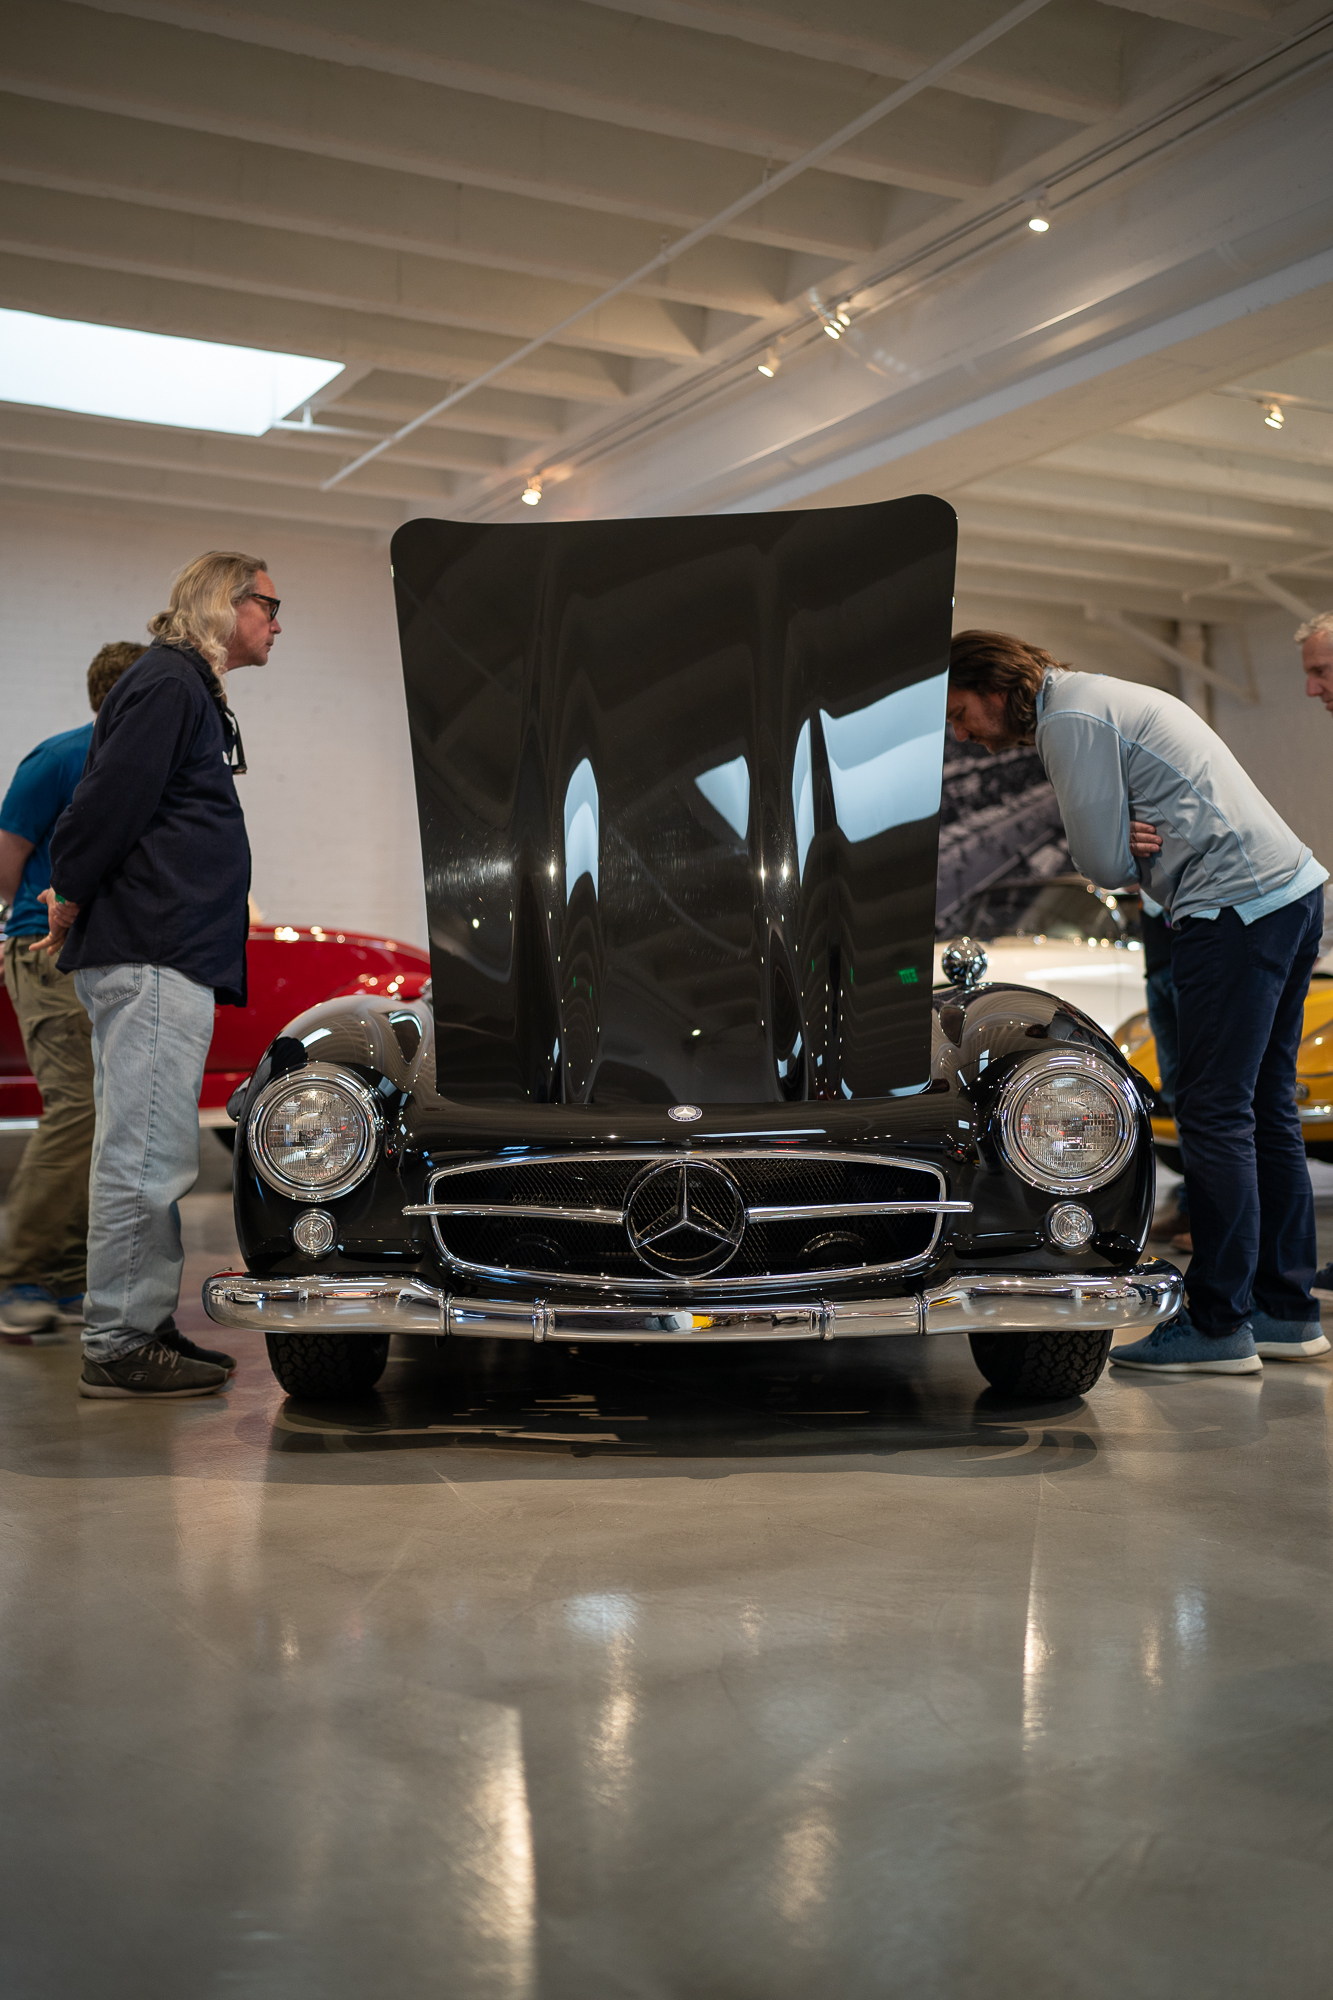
[1034,670,1325,924]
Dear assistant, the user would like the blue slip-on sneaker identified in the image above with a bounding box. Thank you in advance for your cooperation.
[0,1284,62,1342]
[55,1293,85,1328]
[1311,1265,1333,1302]
[1110,1314,1262,1375]
[1250,1308,1330,1360]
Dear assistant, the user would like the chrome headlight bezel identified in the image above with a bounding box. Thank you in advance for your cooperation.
[995,1051,1139,1195]
[246,1062,383,1203]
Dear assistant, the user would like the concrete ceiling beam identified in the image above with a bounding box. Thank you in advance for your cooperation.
[0,251,635,404]
[68,0,1093,176]
[0,2,941,250]
[327,374,568,444]
[1128,389,1333,467]
[0,446,413,532]
[0,404,463,499]
[582,0,1235,117]
[951,560,1259,624]
[954,494,1333,573]
[0,182,731,363]
[960,463,1333,544]
[0,92,822,316]
[1050,432,1333,515]
[955,534,1247,598]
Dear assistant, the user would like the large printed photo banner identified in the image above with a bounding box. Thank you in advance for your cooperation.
[392,498,957,1107]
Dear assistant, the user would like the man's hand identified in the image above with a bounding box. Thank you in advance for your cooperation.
[1129,819,1163,860]
[28,886,79,956]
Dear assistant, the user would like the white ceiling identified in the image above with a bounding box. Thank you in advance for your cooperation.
[0,0,1331,642]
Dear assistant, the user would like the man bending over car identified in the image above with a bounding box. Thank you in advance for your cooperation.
[946,628,1327,1379]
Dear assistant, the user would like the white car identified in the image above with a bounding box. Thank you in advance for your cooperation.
[936,876,1146,1038]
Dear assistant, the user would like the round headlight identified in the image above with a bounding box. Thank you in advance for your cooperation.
[996,1052,1137,1194]
[247,1063,382,1201]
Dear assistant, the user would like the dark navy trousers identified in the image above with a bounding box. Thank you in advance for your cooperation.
[1170,887,1323,1335]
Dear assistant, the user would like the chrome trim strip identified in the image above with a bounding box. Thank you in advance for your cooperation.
[415,1148,956,1291]
[745,1200,973,1220]
[204,1260,1180,1343]
[402,1202,626,1223]
[1298,1101,1333,1123]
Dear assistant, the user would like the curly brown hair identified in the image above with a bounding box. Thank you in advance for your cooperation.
[87,641,144,714]
[948,630,1070,741]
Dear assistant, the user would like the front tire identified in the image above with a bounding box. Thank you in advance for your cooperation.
[264,1332,389,1399]
[968,1327,1113,1400]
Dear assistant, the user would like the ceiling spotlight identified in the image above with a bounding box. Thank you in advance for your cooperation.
[1263,402,1285,429]
[521,478,542,505]
[823,321,841,339]
[1028,215,1050,233]
[835,307,851,327]
[757,349,779,378]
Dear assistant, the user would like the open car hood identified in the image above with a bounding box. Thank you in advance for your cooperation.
[392,498,956,1108]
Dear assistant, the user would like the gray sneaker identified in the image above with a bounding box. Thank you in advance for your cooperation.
[162,1328,237,1375]
[79,1339,228,1400]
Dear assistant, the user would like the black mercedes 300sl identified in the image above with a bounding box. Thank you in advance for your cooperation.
[205,498,1179,1402]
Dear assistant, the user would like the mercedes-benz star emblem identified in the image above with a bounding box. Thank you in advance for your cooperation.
[625,1159,745,1278]
[668,1104,702,1122]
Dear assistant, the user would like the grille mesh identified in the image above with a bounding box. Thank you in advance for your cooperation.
[425,1153,945,1288]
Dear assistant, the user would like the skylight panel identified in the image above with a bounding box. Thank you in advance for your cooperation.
[0,309,343,436]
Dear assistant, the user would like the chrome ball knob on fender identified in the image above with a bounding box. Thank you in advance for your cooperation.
[940,936,988,991]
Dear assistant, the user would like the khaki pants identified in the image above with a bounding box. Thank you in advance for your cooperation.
[0,938,94,1296]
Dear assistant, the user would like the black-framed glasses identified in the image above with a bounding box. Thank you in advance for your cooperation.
[247,592,281,621]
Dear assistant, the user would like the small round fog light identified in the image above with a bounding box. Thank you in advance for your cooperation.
[1046,1201,1095,1249]
[292,1209,336,1257]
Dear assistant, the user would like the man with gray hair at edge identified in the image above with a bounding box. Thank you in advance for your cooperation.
[34,552,280,1399]
[1297,609,1333,1300]
[948,628,1327,1378]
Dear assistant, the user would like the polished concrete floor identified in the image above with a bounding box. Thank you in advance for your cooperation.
[4,1135,1333,1997]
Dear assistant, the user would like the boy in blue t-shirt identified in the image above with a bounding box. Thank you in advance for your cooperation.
[0,641,141,1338]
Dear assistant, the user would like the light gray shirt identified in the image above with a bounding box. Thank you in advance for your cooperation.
[1034,669,1326,924]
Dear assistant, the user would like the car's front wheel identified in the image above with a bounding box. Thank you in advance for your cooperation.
[264,1332,389,1399]
[968,1327,1113,1400]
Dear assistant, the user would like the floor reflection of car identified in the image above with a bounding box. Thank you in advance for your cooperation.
[1117,963,1333,1169]
[203,501,1179,1411]
[937,874,1146,1037]
[0,924,430,1135]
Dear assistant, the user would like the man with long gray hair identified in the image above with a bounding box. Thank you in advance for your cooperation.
[36,551,280,1399]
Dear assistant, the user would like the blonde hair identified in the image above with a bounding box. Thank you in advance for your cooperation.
[148,550,267,684]
[1295,613,1333,644]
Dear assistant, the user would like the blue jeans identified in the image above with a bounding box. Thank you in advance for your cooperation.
[1171,889,1322,1335]
[74,964,216,1362]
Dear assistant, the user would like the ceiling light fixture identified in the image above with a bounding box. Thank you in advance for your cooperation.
[1263,402,1285,429]
[836,307,852,327]
[1026,188,1051,233]
[757,349,780,378]
[823,320,841,339]
[1028,214,1050,232]
[521,478,543,505]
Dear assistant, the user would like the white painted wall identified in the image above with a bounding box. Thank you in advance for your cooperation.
[0,490,427,948]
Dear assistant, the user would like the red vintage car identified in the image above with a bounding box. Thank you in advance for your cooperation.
[0,925,431,1132]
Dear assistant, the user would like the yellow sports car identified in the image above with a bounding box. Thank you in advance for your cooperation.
[1116,968,1333,1168]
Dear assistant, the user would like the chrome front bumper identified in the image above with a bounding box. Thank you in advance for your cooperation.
[203,1260,1180,1343]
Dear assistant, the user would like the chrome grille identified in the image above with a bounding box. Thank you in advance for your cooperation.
[405,1151,966,1290]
